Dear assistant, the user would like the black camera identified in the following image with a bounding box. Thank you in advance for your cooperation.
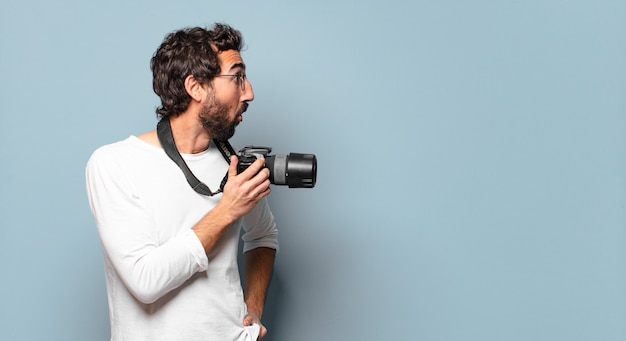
[237,146,317,188]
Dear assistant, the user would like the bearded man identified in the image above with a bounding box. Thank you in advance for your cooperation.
[86,23,278,341]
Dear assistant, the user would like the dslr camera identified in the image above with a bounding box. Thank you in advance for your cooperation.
[237,146,317,188]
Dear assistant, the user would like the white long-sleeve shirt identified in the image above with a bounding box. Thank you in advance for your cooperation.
[86,136,278,341]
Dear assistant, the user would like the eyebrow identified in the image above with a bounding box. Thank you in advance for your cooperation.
[226,62,246,73]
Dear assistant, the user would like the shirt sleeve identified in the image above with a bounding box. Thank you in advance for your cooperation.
[85,147,209,304]
[240,197,279,253]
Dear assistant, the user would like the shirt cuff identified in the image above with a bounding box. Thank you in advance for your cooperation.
[182,229,209,271]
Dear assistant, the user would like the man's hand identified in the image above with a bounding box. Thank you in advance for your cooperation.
[220,155,271,220]
[192,155,270,254]
[243,312,267,340]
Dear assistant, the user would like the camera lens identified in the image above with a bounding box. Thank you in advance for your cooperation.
[265,153,317,188]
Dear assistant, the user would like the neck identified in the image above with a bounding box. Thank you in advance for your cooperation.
[169,114,211,154]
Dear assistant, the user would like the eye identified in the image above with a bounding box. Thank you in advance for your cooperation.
[229,72,246,90]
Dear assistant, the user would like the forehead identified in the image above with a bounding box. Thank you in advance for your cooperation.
[217,49,245,73]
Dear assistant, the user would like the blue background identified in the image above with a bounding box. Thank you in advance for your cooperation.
[1,1,625,340]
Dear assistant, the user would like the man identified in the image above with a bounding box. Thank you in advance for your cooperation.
[86,23,278,341]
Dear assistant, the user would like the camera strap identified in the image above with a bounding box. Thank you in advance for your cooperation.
[156,117,236,196]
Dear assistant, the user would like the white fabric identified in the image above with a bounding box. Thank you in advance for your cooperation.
[86,136,278,341]
[244,324,261,341]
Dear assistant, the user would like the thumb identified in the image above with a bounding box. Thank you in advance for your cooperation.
[228,155,239,178]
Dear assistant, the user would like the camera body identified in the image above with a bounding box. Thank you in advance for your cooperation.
[237,146,317,188]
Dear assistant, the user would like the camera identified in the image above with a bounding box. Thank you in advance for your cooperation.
[237,146,317,188]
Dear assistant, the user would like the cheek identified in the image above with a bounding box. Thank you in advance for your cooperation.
[226,98,240,116]
[215,92,238,110]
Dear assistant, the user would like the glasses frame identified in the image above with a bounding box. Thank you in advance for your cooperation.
[214,72,247,91]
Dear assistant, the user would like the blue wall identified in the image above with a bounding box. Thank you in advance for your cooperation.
[1,1,625,340]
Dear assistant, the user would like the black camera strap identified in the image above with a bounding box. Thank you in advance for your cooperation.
[156,117,236,196]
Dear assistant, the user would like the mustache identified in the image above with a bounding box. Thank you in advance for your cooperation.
[241,102,249,114]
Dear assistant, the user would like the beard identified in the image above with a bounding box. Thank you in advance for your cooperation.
[198,95,240,141]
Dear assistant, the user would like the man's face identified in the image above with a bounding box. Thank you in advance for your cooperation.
[198,49,254,140]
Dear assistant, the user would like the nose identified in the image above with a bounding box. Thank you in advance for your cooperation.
[242,78,254,102]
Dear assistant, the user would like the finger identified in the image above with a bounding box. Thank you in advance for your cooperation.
[242,315,252,326]
[251,167,270,185]
[251,182,271,201]
[247,169,271,195]
[240,158,266,179]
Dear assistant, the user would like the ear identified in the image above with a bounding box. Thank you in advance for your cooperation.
[184,75,207,102]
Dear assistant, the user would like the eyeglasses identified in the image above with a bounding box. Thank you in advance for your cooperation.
[214,72,247,91]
